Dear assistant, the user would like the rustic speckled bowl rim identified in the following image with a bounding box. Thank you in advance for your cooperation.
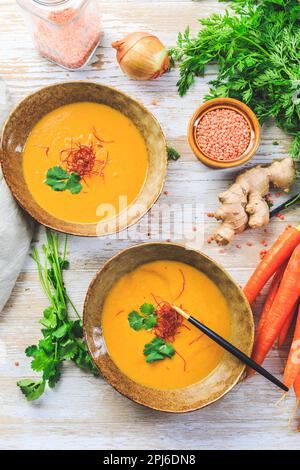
[188,97,261,169]
[83,242,254,413]
[0,81,168,237]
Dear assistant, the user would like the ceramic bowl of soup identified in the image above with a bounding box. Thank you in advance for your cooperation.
[83,243,254,412]
[0,82,167,236]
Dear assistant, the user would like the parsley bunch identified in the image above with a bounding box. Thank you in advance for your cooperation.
[17,230,98,401]
[170,0,300,159]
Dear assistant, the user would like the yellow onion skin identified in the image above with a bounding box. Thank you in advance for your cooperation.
[112,32,170,81]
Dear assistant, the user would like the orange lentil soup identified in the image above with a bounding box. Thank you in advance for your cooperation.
[102,260,231,389]
[23,102,148,223]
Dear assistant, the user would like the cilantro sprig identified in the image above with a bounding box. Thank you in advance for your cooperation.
[128,302,176,364]
[45,166,82,194]
[128,303,157,331]
[17,230,98,401]
[143,337,175,363]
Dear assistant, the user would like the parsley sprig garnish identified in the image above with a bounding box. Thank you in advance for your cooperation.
[17,230,98,401]
[45,166,82,194]
[143,337,175,363]
[170,0,300,160]
[128,302,175,364]
[128,303,158,331]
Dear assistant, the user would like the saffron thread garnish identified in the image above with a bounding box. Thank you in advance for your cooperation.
[151,292,163,305]
[35,144,50,158]
[115,309,125,317]
[189,333,205,346]
[59,129,111,179]
[175,350,187,372]
[154,301,183,342]
[173,268,186,301]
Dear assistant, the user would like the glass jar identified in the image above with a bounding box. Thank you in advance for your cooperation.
[17,0,102,70]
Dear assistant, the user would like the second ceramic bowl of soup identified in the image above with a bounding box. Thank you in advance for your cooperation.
[83,243,254,412]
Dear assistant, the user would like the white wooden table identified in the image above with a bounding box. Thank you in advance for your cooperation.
[1,0,300,450]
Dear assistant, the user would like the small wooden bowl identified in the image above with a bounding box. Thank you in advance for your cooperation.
[83,242,254,413]
[0,82,167,237]
[188,97,261,169]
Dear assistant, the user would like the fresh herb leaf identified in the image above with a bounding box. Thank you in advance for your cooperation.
[143,314,158,330]
[143,337,175,363]
[66,172,82,194]
[52,322,71,339]
[167,146,181,161]
[170,0,300,160]
[17,379,46,401]
[17,230,98,401]
[145,351,165,362]
[140,303,155,315]
[128,311,144,331]
[25,345,38,357]
[45,166,83,194]
[128,303,158,331]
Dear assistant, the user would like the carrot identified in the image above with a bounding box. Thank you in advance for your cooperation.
[278,305,296,348]
[251,244,300,367]
[293,370,300,432]
[247,262,288,377]
[256,261,288,340]
[283,305,300,389]
[244,224,300,305]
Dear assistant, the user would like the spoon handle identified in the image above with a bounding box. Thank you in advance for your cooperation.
[172,305,288,392]
[188,316,288,392]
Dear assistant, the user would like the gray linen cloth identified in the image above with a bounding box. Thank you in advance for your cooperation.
[0,79,33,312]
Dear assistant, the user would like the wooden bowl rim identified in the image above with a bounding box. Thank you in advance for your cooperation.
[0,81,168,237]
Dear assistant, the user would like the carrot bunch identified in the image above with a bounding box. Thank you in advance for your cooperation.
[244,223,300,430]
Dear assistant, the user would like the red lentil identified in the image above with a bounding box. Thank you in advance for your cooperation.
[259,249,268,259]
[195,108,251,161]
[19,1,102,70]
[265,193,274,206]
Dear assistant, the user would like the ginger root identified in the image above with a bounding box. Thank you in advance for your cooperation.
[213,157,295,245]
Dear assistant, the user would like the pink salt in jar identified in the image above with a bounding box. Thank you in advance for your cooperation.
[17,0,102,70]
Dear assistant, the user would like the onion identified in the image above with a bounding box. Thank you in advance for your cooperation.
[112,32,169,81]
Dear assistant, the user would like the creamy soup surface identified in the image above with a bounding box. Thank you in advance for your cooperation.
[102,260,231,389]
[23,102,148,223]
